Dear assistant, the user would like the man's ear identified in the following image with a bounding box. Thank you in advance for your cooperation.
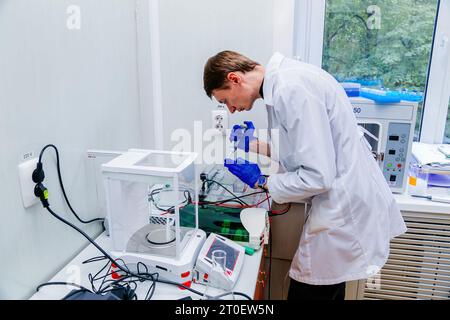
[227,72,241,85]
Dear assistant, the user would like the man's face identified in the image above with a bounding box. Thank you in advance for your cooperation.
[212,72,256,114]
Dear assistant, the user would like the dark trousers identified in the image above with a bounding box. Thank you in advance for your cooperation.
[287,280,346,300]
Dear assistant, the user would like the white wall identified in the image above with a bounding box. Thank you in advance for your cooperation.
[157,0,275,153]
[0,0,292,299]
[0,0,145,299]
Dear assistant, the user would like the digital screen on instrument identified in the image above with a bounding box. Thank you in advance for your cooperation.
[389,135,400,141]
[206,238,239,271]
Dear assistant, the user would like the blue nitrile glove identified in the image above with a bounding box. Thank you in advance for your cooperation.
[229,121,256,153]
[224,157,261,189]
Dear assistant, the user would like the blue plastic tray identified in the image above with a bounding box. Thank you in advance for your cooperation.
[360,89,401,103]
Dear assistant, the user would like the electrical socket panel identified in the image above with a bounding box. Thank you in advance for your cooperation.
[211,108,228,135]
[18,157,39,208]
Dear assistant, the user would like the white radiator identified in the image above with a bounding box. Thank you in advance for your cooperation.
[359,211,450,300]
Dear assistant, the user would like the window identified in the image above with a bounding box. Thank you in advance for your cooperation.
[322,0,439,140]
[293,0,450,144]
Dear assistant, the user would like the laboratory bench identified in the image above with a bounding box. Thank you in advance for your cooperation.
[29,163,270,301]
[29,190,450,301]
[393,192,450,215]
[30,232,265,300]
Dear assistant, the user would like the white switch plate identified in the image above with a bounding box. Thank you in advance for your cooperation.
[18,158,39,208]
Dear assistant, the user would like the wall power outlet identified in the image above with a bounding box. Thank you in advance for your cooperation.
[211,108,228,135]
[18,158,39,208]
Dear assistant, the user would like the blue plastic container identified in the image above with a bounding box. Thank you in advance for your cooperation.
[338,78,382,87]
[340,82,361,97]
[399,91,424,102]
[360,88,401,103]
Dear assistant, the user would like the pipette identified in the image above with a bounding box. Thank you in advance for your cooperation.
[226,138,240,160]
[226,124,248,160]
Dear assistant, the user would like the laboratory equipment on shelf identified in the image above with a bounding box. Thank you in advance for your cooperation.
[194,233,245,290]
[350,97,418,193]
[102,149,206,284]
[438,145,450,158]
[407,142,450,198]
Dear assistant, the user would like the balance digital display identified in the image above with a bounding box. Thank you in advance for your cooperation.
[205,238,240,271]
[195,233,245,290]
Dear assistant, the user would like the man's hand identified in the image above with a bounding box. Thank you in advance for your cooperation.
[224,157,262,189]
[230,121,256,152]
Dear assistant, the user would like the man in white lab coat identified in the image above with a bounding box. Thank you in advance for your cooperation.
[203,51,407,300]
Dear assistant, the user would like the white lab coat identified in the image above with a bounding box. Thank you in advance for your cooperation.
[263,53,407,285]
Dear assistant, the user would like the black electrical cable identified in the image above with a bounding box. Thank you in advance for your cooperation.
[36,282,91,293]
[210,291,252,300]
[95,271,151,300]
[97,275,138,294]
[38,144,104,224]
[72,255,139,298]
[206,199,245,206]
[148,188,163,204]
[95,263,142,300]
[43,205,207,298]
[202,190,266,206]
[90,258,125,293]
[89,262,110,292]
[36,145,253,300]
[148,188,191,214]
[205,179,248,205]
[145,274,158,300]
[41,202,253,300]
[268,203,291,217]
[183,190,192,203]
[82,255,108,264]
[137,262,157,300]
[208,191,265,204]
[96,271,154,300]
[150,183,263,209]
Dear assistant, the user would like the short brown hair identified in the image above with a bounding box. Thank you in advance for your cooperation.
[203,51,260,98]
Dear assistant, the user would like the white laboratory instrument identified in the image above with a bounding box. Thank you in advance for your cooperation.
[240,208,268,250]
[102,149,206,284]
[350,97,418,193]
[194,233,245,291]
